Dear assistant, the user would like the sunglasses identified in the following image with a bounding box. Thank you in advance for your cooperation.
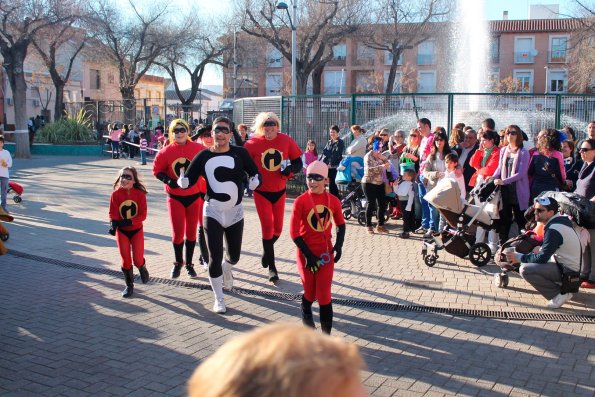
[120,174,133,181]
[173,127,187,134]
[534,208,547,213]
[579,147,593,152]
[213,126,231,134]
[410,134,419,138]
[306,174,325,182]
[380,134,388,137]
[263,121,277,127]
[507,131,518,135]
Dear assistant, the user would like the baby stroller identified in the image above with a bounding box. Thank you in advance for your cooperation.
[7,181,23,203]
[337,156,365,221]
[421,179,500,267]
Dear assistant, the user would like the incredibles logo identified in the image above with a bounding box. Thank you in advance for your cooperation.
[261,149,283,171]
[119,200,138,219]
[307,205,332,232]
[172,158,191,177]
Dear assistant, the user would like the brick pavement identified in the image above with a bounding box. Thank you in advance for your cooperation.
[0,156,594,396]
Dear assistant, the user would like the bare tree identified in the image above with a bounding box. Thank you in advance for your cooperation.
[88,0,174,123]
[237,0,364,95]
[361,0,450,94]
[0,0,76,158]
[155,18,229,119]
[564,1,595,92]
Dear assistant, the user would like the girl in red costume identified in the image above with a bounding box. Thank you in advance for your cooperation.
[109,167,149,298]
[153,119,206,278]
[290,161,345,334]
[243,112,302,282]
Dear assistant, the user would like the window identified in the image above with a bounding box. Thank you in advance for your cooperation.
[384,51,403,65]
[90,69,101,90]
[323,71,346,94]
[268,47,283,67]
[332,44,347,60]
[490,36,500,63]
[513,70,533,92]
[266,72,283,95]
[548,70,567,93]
[355,71,375,93]
[418,71,436,93]
[549,36,568,63]
[514,37,535,63]
[383,71,402,93]
[356,44,375,60]
[417,41,435,65]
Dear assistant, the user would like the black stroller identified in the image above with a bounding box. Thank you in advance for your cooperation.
[340,182,365,222]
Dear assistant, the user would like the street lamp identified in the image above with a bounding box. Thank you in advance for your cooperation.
[275,0,297,96]
[544,66,549,95]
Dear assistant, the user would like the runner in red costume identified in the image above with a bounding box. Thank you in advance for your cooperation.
[243,112,302,282]
[153,119,206,279]
[290,161,345,334]
[109,167,149,298]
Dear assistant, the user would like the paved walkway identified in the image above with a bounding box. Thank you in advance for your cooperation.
[0,156,594,396]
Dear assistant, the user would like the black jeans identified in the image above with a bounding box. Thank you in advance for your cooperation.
[497,185,526,244]
[398,199,415,232]
[328,168,339,199]
[363,183,387,227]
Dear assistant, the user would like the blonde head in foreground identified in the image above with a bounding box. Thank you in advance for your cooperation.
[187,323,368,397]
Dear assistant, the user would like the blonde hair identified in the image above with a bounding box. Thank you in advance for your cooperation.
[187,323,365,397]
[168,119,191,144]
[251,112,280,137]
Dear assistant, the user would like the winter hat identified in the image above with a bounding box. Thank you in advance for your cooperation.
[306,160,329,178]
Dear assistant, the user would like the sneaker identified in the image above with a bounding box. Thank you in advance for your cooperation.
[580,280,595,289]
[186,264,198,278]
[375,225,389,234]
[222,260,234,289]
[268,268,279,282]
[213,297,226,314]
[367,226,375,234]
[200,256,209,271]
[432,231,441,237]
[414,227,427,234]
[546,293,573,309]
[423,231,434,239]
[398,232,410,239]
[171,263,183,279]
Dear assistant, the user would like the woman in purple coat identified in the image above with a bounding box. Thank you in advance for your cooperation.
[492,125,531,244]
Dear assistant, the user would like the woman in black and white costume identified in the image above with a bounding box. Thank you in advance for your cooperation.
[180,117,260,313]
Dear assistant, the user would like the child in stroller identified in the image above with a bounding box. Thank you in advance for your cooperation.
[421,179,500,267]
[336,156,365,222]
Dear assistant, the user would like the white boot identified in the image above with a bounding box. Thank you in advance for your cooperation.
[209,275,226,314]
[222,260,234,289]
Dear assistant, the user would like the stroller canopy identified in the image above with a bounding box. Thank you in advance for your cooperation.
[424,179,464,213]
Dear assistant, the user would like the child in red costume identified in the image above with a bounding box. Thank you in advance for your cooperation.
[109,167,149,297]
[290,161,345,334]
[152,119,206,279]
[243,112,302,282]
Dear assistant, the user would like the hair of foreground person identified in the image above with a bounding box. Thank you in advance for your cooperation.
[187,323,367,397]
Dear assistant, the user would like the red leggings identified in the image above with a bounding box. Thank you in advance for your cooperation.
[197,197,205,227]
[167,196,200,244]
[116,228,144,270]
[253,191,286,239]
[296,247,334,305]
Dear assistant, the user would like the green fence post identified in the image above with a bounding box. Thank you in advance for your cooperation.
[447,94,454,135]
[351,94,356,125]
[555,94,562,129]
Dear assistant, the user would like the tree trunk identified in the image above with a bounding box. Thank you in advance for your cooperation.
[311,66,323,95]
[6,53,31,159]
[54,83,65,121]
[120,88,136,125]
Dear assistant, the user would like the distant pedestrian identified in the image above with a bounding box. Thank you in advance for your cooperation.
[139,132,148,165]
[0,135,13,213]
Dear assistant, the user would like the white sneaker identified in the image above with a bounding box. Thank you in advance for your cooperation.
[222,260,234,289]
[213,297,226,314]
[546,293,573,309]
[201,256,209,271]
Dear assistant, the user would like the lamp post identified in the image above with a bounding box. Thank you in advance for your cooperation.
[544,66,548,95]
[275,0,297,96]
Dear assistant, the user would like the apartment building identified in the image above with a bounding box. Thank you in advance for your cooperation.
[224,17,585,98]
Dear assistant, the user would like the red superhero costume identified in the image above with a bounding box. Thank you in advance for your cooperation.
[290,190,345,334]
[244,133,302,281]
[109,186,147,270]
[153,140,206,276]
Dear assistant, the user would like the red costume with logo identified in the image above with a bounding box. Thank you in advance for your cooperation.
[109,187,147,269]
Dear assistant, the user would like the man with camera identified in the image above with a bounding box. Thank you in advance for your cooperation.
[505,197,582,309]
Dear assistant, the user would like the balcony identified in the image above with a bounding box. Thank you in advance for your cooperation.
[352,58,374,67]
[417,54,435,66]
[548,50,567,63]
[514,52,535,64]
[327,56,347,67]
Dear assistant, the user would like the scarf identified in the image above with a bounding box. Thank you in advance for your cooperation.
[481,147,494,167]
[500,146,520,180]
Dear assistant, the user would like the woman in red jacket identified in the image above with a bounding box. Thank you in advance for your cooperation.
[469,130,501,188]
[152,119,206,278]
[109,167,148,297]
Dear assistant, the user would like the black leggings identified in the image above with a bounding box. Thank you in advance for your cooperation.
[498,186,526,244]
[362,183,387,227]
[205,217,244,278]
[328,168,339,199]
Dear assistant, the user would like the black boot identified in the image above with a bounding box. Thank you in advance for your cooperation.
[198,227,209,268]
[185,240,197,277]
[301,296,315,328]
[262,238,279,282]
[320,303,333,335]
[171,242,184,279]
[138,260,149,284]
[122,267,134,298]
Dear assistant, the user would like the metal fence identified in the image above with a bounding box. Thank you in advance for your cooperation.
[234,93,595,153]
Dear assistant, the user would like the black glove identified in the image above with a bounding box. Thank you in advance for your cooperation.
[293,236,321,273]
[333,224,346,262]
[280,166,292,177]
[108,220,118,236]
[156,172,178,189]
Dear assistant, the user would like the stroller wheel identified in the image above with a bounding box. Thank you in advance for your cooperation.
[469,243,491,267]
[342,209,352,220]
[424,255,437,267]
[13,196,22,203]
[493,273,509,288]
[357,212,366,226]
[0,233,8,242]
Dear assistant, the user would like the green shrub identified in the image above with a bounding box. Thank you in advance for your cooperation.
[37,109,95,144]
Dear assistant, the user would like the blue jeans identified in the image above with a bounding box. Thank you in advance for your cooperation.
[429,204,440,232]
[0,177,8,212]
[417,175,430,229]
[140,150,146,165]
[111,141,120,158]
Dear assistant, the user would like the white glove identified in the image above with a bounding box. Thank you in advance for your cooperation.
[248,174,260,191]
[177,167,189,189]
